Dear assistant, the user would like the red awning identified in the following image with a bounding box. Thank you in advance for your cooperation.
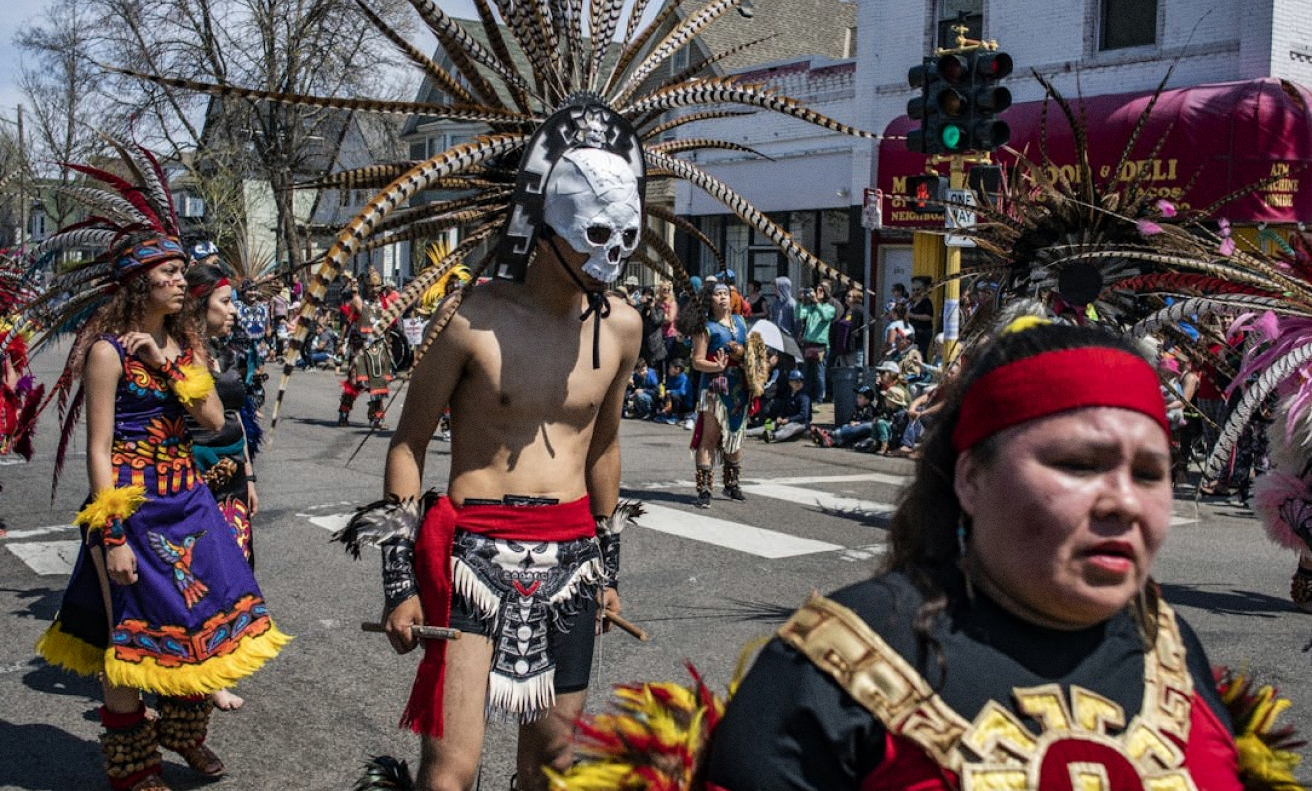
[876,78,1312,229]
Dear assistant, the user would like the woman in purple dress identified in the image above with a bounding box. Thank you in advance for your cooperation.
[23,141,290,791]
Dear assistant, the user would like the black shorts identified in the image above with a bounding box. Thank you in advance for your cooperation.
[448,592,598,694]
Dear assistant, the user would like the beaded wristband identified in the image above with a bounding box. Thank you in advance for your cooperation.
[102,517,128,548]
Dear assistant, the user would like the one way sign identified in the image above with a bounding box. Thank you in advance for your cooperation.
[944,189,977,248]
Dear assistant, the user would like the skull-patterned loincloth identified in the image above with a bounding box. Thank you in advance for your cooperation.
[450,529,604,722]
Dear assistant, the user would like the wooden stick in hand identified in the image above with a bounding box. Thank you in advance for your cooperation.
[360,622,463,641]
[604,612,650,642]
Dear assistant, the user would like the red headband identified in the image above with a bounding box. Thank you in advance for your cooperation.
[952,347,1169,452]
[190,277,230,299]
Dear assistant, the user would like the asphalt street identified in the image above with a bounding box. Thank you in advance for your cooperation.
[3,348,1311,789]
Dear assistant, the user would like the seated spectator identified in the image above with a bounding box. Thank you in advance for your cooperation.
[625,358,659,419]
[852,361,911,453]
[888,330,924,382]
[882,303,913,356]
[658,359,694,423]
[746,370,810,442]
[811,384,878,448]
[300,321,339,369]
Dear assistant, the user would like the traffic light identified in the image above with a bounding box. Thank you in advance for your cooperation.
[967,50,1012,151]
[905,55,970,155]
[905,58,934,154]
[968,164,1003,203]
[906,49,1012,155]
[905,174,947,214]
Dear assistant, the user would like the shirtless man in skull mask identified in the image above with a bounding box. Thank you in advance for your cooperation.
[370,136,644,791]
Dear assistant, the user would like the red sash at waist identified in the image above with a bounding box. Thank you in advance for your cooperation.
[404,494,595,738]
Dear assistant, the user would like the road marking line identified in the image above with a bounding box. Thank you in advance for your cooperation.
[7,540,81,575]
[308,513,351,533]
[635,504,842,558]
[740,483,895,516]
[752,472,909,487]
[2,524,77,540]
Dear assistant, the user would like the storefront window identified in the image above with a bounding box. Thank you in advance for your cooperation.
[1100,0,1156,51]
[818,209,851,275]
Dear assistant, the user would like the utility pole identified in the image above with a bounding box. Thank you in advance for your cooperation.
[16,104,25,251]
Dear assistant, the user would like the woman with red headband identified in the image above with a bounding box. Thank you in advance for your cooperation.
[701,320,1278,790]
[184,264,263,712]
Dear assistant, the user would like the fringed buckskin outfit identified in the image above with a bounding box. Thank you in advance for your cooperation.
[693,313,750,503]
[404,495,605,736]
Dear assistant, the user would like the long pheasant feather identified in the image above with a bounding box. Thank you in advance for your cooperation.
[273,134,523,430]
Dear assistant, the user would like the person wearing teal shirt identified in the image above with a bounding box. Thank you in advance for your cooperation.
[796,283,837,402]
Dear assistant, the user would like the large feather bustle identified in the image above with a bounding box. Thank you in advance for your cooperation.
[1215,669,1307,791]
[113,0,886,432]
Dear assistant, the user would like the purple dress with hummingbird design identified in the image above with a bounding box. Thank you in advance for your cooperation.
[37,336,288,695]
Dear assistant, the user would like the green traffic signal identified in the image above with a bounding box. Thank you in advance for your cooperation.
[941,124,964,150]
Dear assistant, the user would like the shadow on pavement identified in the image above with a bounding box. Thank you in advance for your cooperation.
[0,719,101,790]
[2,586,63,621]
[621,487,698,508]
[1160,582,1294,618]
[22,661,101,699]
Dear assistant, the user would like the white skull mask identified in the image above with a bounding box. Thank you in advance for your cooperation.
[542,148,641,283]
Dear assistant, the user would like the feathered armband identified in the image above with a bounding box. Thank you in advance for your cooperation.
[332,493,433,559]
[76,485,146,548]
[595,501,644,589]
[160,359,214,406]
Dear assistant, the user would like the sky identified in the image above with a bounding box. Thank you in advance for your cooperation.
[0,0,48,120]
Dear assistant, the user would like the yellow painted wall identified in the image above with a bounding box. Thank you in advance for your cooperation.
[912,231,946,323]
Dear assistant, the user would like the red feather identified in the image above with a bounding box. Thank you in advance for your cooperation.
[60,163,163,230]
[1110,272,1272,296]
[51,384,84,501]
[13,382,44,461]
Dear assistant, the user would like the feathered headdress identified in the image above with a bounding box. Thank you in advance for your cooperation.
[17,135,186,353]
[956,71,1291,345]
[5,136,188,489]
[114,0,878,427]
[416,240,472,317]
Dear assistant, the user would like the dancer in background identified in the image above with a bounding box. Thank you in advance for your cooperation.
[184,264,263,712]
[687,282,751,508]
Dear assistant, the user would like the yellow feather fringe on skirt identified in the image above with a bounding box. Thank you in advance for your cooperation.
[37,620,292,696]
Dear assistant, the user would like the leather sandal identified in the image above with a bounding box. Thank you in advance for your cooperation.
[175,743,225,777]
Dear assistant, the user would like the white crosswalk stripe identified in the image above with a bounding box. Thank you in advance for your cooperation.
[7,540,82,575]
[740,483,894,517]
[0,473,1206,575]
[634,503,842,558]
